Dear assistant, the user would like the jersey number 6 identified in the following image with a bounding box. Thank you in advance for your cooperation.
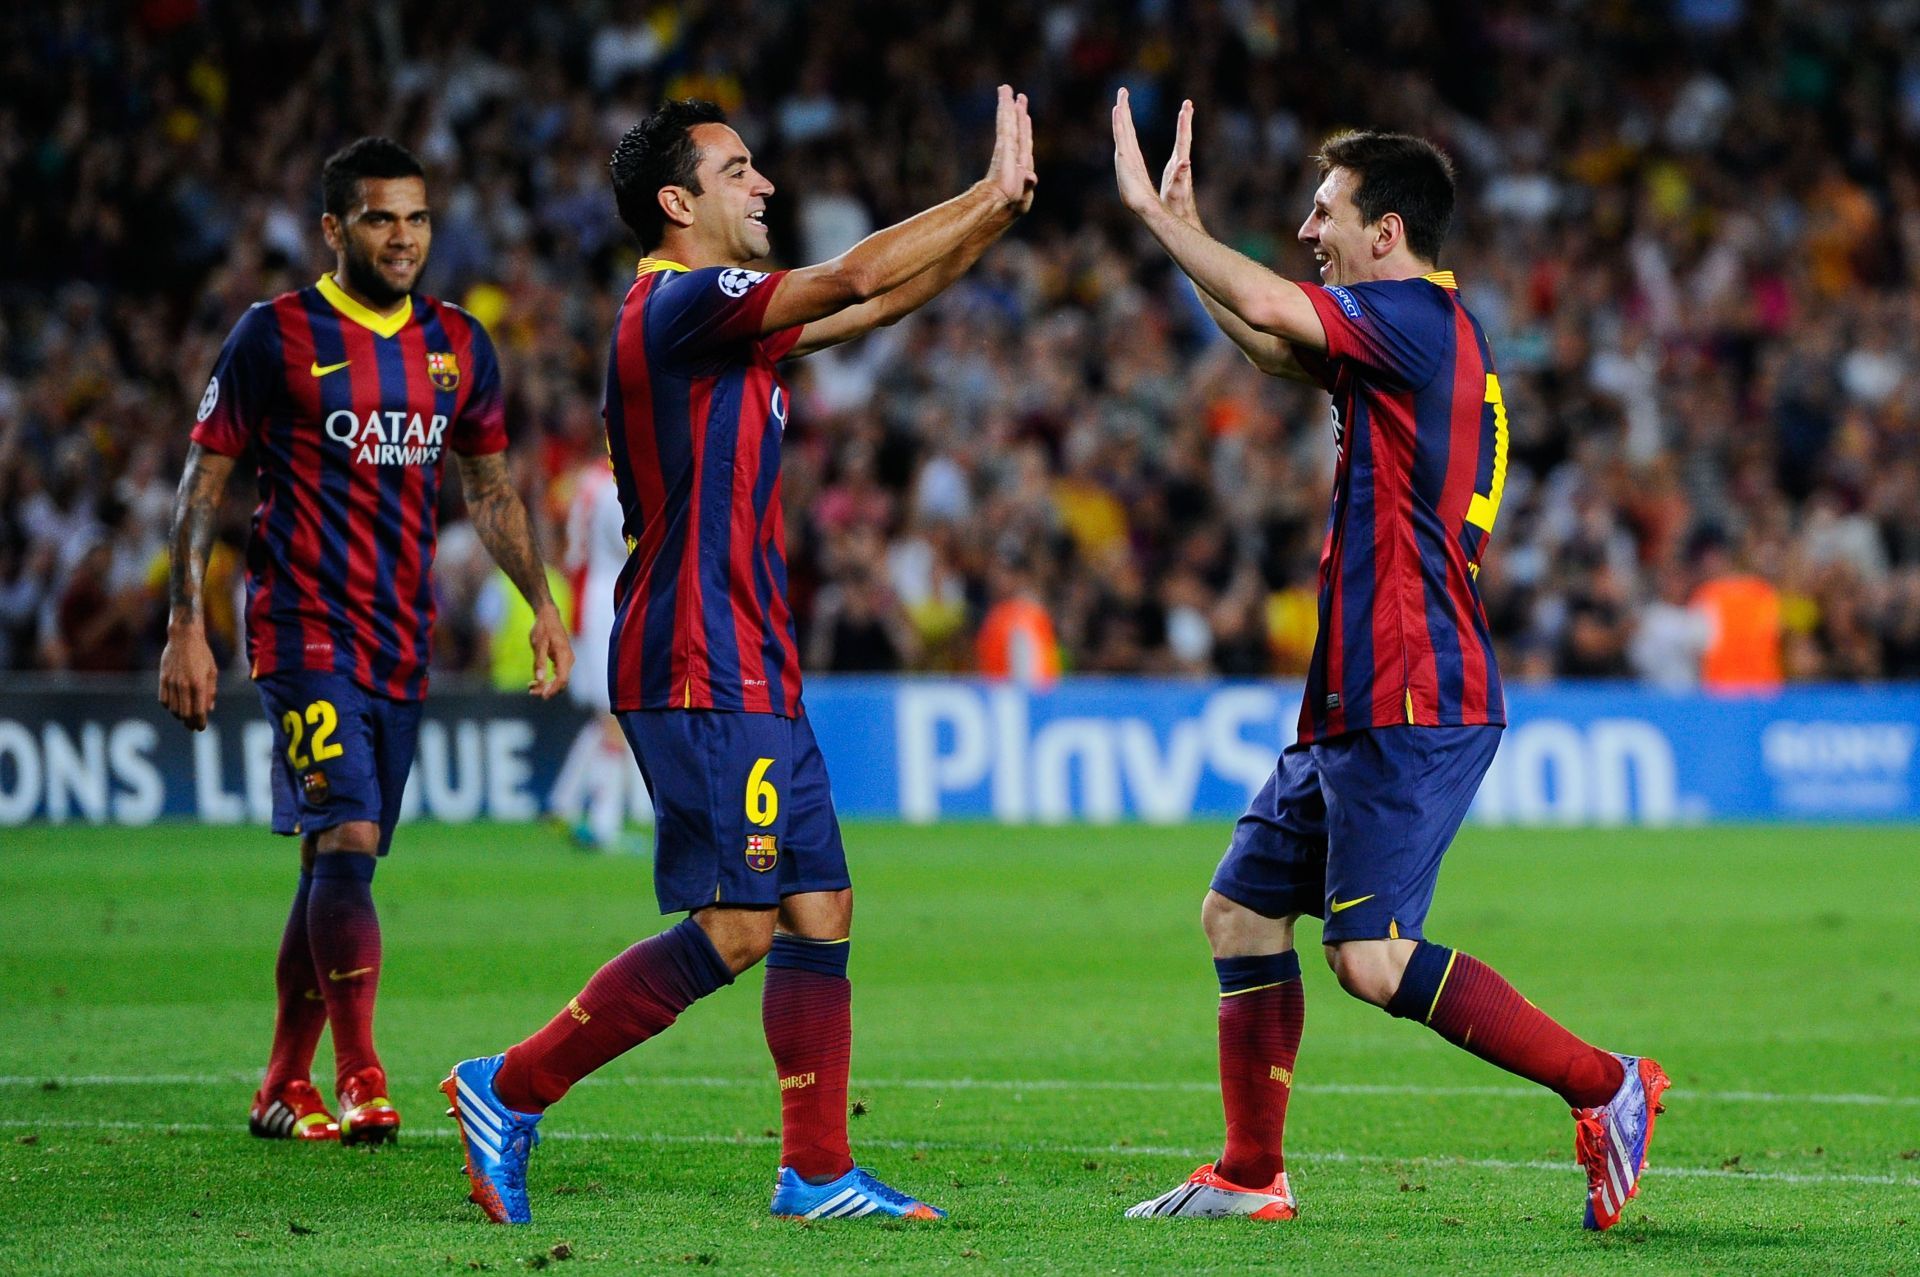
[745,756,779,827]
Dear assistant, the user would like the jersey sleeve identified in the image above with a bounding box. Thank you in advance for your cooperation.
[1297,278,1448,390]
[449,313,509,456]
[189,304,280,456]
[646,266,792,365]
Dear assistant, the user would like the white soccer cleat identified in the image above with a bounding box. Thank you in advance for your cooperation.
[1125,1163,1297,1220]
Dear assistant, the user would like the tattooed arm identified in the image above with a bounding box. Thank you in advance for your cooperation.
[158,443,238,730]
[455,450,573,698]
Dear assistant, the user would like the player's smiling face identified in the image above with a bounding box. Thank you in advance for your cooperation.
[325,176,431,307]
[685,123,774,264]
[1298,167,1373,287]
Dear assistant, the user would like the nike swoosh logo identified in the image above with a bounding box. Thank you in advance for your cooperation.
[310,359,351,377]
[1329,895,1375,914]
[328,966,374,981]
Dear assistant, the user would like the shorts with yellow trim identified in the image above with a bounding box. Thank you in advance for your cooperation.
[619,708,850,915]
[257,671,422,855]
[1209,725,1500,943]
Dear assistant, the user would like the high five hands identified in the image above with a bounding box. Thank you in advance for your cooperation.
[986,84,1039,215]
[1112,87,1197,226]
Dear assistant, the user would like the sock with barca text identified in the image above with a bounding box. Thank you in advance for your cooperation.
[1213,951,1304,1188]
[763,934,855,1184]
[493,919,734,1113]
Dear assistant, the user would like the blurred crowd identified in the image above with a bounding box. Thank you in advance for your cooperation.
[5,0,1920,690]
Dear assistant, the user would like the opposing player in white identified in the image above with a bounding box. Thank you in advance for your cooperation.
[553,462,643,849]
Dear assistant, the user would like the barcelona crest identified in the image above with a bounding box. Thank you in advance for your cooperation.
[301,770,331,805]
[426,350,461,391]
[745,833,778,873]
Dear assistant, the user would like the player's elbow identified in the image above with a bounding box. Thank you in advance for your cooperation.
[1239,288,1298,338]
[826,257,885,305]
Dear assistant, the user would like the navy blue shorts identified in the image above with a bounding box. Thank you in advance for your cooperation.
[619,709,852,915]
[1211,725,1501,943]
[256,671,422,855]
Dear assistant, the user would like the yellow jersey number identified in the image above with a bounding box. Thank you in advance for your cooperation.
[1464,372,1509,535]
[282,700,345,770]
[745,757,779,827]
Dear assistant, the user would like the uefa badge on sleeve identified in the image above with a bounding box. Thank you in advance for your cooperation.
[745,833,778,873]
[426,350,461,391]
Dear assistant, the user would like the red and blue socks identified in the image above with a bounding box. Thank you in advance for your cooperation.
[763,934,855,1184]
[1213,951,1304,1188]
[494,918,734,1113]
[262,870,327,1096]
[306,853,383,1093]
[1388,941,1624,1109]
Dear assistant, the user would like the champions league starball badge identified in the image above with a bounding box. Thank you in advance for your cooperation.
[717,267,767,298]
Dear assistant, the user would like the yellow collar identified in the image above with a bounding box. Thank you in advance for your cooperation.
[1423,270,1459,291]
[316,274,413,338]
[636,257,690,277]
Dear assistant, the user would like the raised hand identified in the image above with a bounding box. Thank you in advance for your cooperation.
[1159,99,1201,227]
[985,84,1038,211]
[1111,88,1160,216]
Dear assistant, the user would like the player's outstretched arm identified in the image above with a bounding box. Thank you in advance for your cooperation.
[455,451,573,699]
[1156,100,1317,385]
[1113,89,1327,354]
[787,91,1037,358]
[159,442,236,731]
[759,84,1036,338]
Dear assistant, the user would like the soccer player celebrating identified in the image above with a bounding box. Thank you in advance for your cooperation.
[159,138,573,1147]
[442,87,1036,1225]
[1110,95,1666,1231]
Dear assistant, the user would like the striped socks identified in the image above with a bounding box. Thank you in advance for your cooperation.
[1388,941,1624,1109]
[763,934,855,1184]
[1213,951,1304,1187]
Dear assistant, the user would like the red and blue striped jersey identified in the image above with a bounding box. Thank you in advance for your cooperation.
[1293,271,1508,743]
[602,259,805,716]
[190,274,508,701]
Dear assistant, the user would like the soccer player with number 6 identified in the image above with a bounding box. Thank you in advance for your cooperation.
[159,138,573,1149]
[1110,92,1666,1231]
[443,86,1036,1225]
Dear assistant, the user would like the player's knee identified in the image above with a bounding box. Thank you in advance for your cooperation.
[693,906,777,975]
[779,887,852,940]
[314,821,380,855]
[1201,890,1292,956]
[1324,941,1405,1007]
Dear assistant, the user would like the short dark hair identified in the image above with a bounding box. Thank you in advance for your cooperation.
[1314,131,1456,264]
[609,99,730,251]
[321,137,426,217]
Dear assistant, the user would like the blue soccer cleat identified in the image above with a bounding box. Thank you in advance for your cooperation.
[770,1166,947,1220]
[442,1055,542,1225]
[1573,1054,1670,1231]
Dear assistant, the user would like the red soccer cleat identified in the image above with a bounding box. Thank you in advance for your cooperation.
[249,1079,340,1141]
[1574,1054,1670,1230]
[338,1066,401,1146]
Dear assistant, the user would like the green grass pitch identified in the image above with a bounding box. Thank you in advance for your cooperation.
[2,821,1916,1274]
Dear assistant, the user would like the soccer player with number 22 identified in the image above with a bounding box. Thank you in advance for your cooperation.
[160,139,573,1149]
[443,86,1037,1225]
[1111,91,1667,1231]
